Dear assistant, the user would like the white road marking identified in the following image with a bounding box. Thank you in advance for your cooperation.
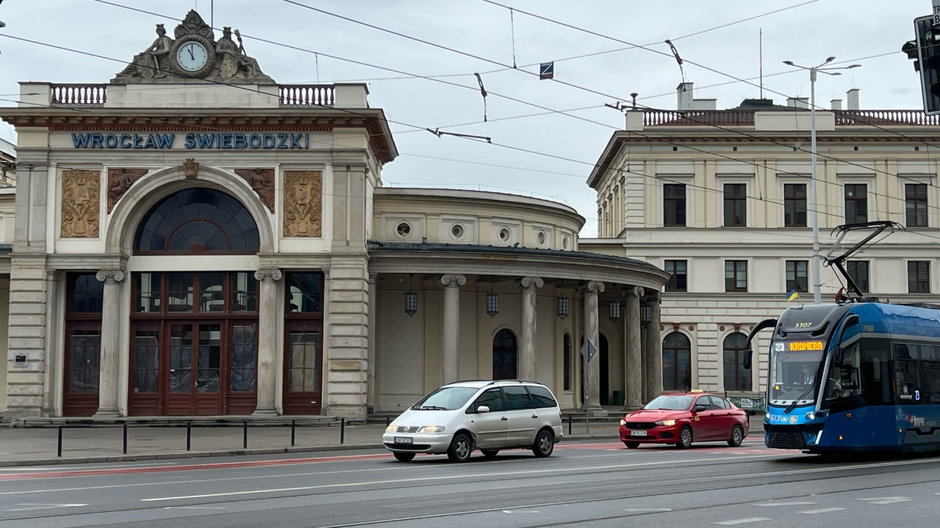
[858,497,910,505]
[7,503,87,512]
[502,509,541,514]
[163,506,226,510]
[714,518,771,525]
[755,501,816,506]
[800,507,845,514]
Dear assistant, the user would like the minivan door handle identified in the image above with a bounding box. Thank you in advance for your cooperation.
[500,416,508,421]
[531,414,538,419]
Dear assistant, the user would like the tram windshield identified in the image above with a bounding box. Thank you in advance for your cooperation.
[769,339,824,404]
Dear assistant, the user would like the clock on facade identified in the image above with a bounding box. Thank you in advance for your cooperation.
[170,36,215,77]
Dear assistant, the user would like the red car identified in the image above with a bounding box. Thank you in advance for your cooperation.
[619,392,749,449]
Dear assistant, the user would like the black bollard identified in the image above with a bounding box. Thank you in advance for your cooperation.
[123,422,128,454]
[57,426,63,458]
[291,419,296,447]
[186,422,192,451]
[243,421,248,449]
[340,417,345,444]
[567,413,572,436]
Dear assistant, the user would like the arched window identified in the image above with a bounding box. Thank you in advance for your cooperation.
[493,329,518,380]
[723,332,751,391]
[663,332,691,391]
[134,188,259,253]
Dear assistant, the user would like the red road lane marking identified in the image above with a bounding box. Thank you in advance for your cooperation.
[0,452,389,481]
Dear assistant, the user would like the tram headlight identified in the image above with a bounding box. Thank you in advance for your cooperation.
[807,412,816,420]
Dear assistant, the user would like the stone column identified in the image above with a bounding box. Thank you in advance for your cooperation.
[518,276,543,380]
[582,281,604,413]
[253,269,282,416]
[625,286,644,410]
[94,270,125,417]
[440,274,466,384]
[649,292,663,398]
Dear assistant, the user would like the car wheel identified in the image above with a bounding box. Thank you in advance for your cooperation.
[728,425,745,447]
[393,452,416,462]
[623,441,640,449]
[676,426,693,449]
[481,449,499,458]
[447,433,473,462]
[532,429,555,458]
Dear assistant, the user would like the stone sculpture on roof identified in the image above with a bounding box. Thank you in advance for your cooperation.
[112,10,274,84]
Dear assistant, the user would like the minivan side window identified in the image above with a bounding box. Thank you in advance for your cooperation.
[526,385,558,408]
[503,386,534,410]
[470,388,505,413]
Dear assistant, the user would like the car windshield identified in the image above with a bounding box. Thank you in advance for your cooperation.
[644,395,693,410]
[411,386,479,411]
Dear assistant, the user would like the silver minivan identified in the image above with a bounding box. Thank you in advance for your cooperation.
[382,380,563,462]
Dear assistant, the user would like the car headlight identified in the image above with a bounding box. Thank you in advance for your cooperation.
[385,424,398,434]
[416,425,445,433]
[655,419,676,426]
[619,419,626,426]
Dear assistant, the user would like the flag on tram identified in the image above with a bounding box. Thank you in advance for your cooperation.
[787,289,800,302]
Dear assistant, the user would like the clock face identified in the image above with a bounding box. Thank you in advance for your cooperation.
[176,41,209,72]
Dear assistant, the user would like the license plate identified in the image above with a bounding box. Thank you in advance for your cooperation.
[394,436,413,444]
[630,430,648,437]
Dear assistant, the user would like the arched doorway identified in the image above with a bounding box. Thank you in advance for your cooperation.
[127,188,261,416]
[493,329,518,379]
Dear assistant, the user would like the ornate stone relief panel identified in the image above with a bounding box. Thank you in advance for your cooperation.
[283,170,322,237]
[107,168,148,213]
[235,168,275,213]
[61,170,101,238]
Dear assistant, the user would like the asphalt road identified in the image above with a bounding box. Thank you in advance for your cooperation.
[1,438,938,527]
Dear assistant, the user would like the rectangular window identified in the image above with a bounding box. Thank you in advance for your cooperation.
[133,326,159,393]
[664,260,688,292]
[663,184,686,227]
[847,261,870,293]
[908,261,931,293]
[844,183,868,224]
[906,183,928,227]
[783,183,807,227]
[230,323,257,391]
[135,273,161,313]
[785,260,808,293]
[723,183,746,227]
[725,260,748,292]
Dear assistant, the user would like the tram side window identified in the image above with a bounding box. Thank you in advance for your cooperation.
[890,342,940,405]
[826,337,891,405]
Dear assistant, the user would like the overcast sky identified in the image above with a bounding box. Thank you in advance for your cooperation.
[0,0,934,236]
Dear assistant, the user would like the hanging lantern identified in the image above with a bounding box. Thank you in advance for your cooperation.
[609,301,621,322]
[486,292,499,317]
[556,297,570,319]
[404,290,418,317]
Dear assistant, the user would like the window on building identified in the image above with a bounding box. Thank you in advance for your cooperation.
[662,332,692,391]
[847,261,870,293]
[906,183,928,228]
[783,183,807,227]
[663,184,686,227]
[786,260,808,293]
[723,183,746,227]
[844,184,868,224]
[908,261,931,293]
[664,260,688,292]
[725,260,748,292]
[723,332,751,391]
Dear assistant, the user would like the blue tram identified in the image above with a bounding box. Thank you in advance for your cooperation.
[747,300,940,453]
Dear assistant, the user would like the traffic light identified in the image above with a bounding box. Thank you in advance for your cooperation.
[915,15,940,115]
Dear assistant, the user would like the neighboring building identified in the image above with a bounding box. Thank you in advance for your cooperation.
[0,11,667,419]
[585,82,940,400]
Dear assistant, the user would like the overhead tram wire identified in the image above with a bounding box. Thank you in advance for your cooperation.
[41,4,940,222]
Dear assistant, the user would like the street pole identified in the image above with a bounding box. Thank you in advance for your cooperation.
[783,57,860,304]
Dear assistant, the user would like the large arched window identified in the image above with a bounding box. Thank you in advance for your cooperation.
[723,332,751,391]
[663,332,691,391]
[134,188,259,253]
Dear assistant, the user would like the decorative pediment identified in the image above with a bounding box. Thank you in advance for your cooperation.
[112,10,274,85]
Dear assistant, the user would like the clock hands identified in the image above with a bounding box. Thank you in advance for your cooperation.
[187,44,195,61]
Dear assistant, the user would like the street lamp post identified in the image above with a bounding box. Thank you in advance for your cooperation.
[783,57,860,304]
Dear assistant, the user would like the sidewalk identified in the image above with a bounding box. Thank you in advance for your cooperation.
[0,415,764,467]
